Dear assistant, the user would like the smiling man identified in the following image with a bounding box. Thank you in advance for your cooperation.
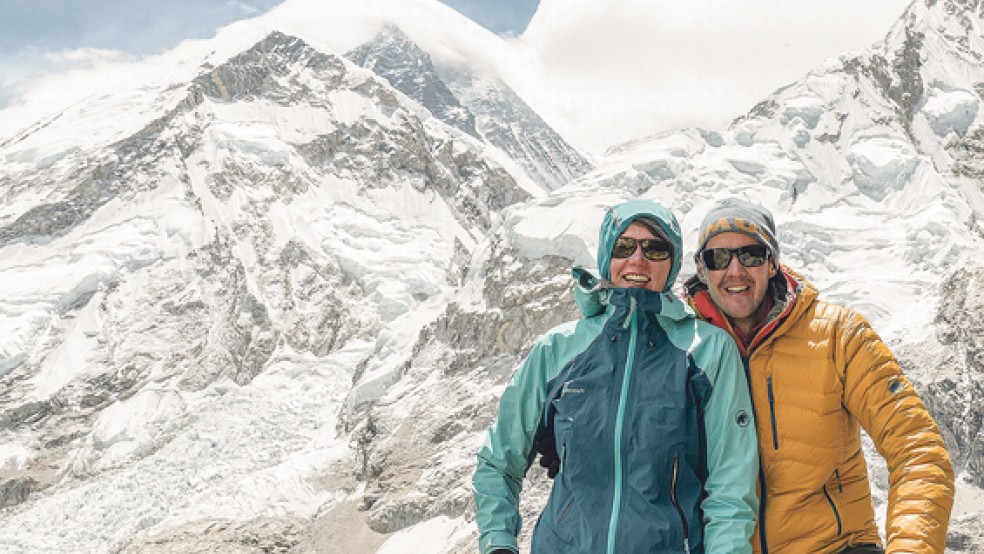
[683,198,955,554]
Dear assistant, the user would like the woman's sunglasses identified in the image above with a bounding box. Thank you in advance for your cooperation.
[611,237,672,261]
[698,244,769,271]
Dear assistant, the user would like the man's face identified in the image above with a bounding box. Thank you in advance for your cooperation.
[697,231,777,331]
[609,222,672,293]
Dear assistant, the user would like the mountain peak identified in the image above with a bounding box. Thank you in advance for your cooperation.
[192,31,347,103]
[346,25,480,138]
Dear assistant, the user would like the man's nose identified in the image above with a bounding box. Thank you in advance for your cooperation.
[724,254,745,275]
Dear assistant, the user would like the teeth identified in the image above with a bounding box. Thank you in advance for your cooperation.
[623,274,650,283]
[725,286,749,293]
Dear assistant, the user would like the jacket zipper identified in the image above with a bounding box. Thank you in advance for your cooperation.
[822,484,843,535]
[766,376,779,450]
[606,297,638,554]
[744,358,769,554]
[670,455,691,554]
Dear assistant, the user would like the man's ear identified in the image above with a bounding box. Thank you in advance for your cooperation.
[696,262,707,283]
[769,259,778,278]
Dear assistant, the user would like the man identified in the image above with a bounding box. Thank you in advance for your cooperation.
[682,198,954,553]
[473,199,759,554]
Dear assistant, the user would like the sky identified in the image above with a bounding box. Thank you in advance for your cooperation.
[0,0,911,155]
[0,0,533,109]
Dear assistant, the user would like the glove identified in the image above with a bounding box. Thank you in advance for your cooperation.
[533,426,560,478]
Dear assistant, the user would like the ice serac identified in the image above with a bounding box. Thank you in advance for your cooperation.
[346,25,593,192]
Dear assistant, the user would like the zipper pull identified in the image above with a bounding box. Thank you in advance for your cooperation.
[622,296,637,330]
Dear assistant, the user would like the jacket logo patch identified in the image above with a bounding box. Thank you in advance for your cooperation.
[562,382,585,396]
[888,378,908,394]
[735,410,750,427]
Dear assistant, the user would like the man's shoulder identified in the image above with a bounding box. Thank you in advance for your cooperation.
[806,296,871,329]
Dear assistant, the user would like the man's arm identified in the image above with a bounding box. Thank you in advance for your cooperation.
[839,311,955,553]
[696,330,760,554]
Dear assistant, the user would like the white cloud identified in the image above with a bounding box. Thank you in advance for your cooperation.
[0,0,913,158]
[42,48,132,65]
[508,0,911,155]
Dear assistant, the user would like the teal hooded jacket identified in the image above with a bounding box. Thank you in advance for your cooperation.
[472,200,759,553]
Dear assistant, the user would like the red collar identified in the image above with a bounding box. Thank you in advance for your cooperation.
[689,272,798,357]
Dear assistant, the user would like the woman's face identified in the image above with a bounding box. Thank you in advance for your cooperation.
[608,222,672,293]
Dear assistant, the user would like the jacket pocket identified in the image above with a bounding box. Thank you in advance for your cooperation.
[550,380,588,460]
[535,489,579,549]
[822,469,844,536]
[670,455,692,554]
[556,495,576,525]
[767,375,779,450]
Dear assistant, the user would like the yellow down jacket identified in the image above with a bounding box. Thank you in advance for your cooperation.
[686,267,954,553]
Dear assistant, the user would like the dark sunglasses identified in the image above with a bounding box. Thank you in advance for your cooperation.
[611,237,672,261]
[699,244,770,271]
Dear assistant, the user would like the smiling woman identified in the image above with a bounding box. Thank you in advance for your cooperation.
[473,199,760,554]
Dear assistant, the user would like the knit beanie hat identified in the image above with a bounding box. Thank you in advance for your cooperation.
[696,198,780,268]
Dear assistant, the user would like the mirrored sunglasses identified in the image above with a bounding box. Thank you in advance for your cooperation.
[699,244,769,271]
[611,237,672,261]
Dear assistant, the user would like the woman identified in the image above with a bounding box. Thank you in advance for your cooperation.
[472,199,759,554]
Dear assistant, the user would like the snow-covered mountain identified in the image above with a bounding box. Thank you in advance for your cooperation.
[0,18,537,552]
[1,0,983,553]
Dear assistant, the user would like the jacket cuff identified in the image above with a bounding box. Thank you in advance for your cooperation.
[480,531,518,554]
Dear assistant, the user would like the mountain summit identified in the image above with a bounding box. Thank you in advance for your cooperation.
[347,25,593,192]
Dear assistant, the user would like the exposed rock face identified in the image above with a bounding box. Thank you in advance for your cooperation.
[346,26,593,192]
[118,517,308,554]
[924,266,984,486]
[0,478,38,509]
[346,244,578,538]
[347,26,480,138]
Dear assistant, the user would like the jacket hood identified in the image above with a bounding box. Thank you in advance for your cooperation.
[573,266,693,323]
[597,199,683,293]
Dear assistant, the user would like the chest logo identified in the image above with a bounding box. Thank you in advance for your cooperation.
[888,377,908,394]
[735,410,750,427]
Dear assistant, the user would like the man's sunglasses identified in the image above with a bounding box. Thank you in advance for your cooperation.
[611,237,672,261]
[699,244,770,271]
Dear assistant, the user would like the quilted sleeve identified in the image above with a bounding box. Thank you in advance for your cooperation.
[838,310,955,554]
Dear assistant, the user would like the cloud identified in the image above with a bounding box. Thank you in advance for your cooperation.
[512,0,911,154]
